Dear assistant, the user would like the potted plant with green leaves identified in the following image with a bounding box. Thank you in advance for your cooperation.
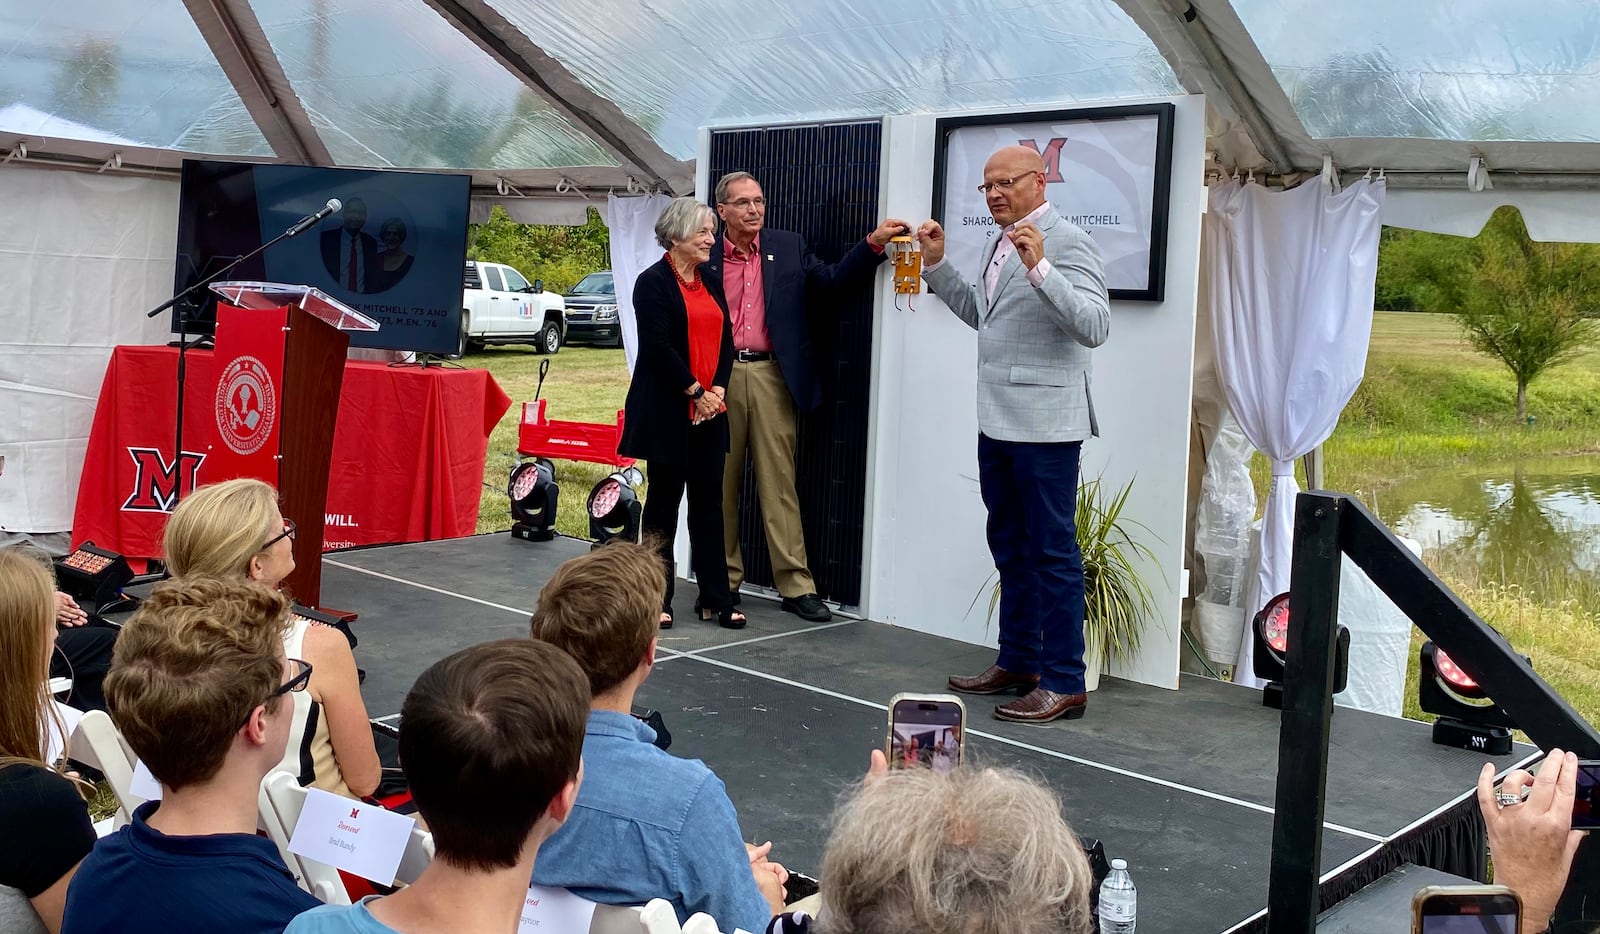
[976,476,1159,691]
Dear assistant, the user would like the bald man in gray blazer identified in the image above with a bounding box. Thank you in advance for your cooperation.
[916,144,1110,724]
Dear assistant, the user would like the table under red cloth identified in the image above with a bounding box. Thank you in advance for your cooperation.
[72,345,511,557]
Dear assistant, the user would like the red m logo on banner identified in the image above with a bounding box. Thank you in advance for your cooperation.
[1019,137,1068,183]
[121,448,205,513]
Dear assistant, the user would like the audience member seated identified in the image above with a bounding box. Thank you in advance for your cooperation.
[61,578,322,934]
[165,478,381,799]
[0,547,96,934]
[285,638,589,933]
[773,762,1095,934]
[50,591,117,713]
[530,540,785,933]
[1478,748,1592,934]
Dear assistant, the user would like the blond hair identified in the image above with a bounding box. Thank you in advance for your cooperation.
[163,478,281,580]
[819,766,1094,934]
[0,546,62,764]
[106,577,292,790]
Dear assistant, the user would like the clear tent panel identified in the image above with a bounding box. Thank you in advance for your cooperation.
[253,0,618,169]
[0,0,271,155]
[1232,0,1600,143]
[486,0,1183,160]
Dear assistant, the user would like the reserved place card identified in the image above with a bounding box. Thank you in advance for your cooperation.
[288,787,417,884]
[521,884,598,931]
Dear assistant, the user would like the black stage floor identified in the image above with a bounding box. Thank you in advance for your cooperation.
[322,533,1536,934]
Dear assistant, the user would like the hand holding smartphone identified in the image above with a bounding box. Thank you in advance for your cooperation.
[887,693,966,772]
[1411,885,1520,934]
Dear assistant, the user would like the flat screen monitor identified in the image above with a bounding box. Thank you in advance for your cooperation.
[173,160,470,356]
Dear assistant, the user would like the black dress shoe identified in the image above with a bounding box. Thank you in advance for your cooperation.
[948,665,1040,695]
[994,689,1088,723]
[781,593,832,621]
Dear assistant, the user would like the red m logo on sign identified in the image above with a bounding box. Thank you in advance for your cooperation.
[1019,137,1068,183]
[121,448,205,513]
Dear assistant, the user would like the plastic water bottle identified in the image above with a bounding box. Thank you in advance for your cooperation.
[1098,858,1137,934]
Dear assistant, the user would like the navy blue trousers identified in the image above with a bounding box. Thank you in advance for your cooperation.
[978,433,1087,695]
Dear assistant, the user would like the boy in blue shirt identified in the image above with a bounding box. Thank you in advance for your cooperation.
[62,578,322,934]
[287,638,589,933]
[529,541,787,934]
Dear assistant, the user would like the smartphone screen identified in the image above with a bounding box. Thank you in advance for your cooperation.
[1415,888,1520,934]
[888,694,965,772]
[1575,760,1600,830]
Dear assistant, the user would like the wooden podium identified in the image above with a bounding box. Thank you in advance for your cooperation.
[207,282,380,607]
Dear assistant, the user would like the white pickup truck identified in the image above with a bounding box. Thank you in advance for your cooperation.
[458,261,567,356]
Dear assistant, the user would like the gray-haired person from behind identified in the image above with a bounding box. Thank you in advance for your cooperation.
[798,765,1094,934]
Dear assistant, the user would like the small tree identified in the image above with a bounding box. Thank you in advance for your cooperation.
[1410,207,1600,420]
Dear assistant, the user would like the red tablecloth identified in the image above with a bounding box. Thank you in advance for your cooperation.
[72,345,510,557]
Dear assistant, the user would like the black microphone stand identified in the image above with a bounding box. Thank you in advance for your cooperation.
[142,216,324,509]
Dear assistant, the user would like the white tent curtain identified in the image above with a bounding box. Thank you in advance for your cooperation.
[605,194,672,374]
[0,167,176,534]
[1205,177,1385,686]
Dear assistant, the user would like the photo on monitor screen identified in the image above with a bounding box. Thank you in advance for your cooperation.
[174,160,471,356]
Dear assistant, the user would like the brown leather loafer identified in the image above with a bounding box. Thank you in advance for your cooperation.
[948,665,1040,696]
[994,689,1088,723]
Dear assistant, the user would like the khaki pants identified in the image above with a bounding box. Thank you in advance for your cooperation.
[722,359,815,597]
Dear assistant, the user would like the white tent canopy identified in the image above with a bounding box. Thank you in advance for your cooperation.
[7,0,1600,207]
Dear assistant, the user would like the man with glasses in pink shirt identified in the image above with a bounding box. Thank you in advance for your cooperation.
[704,172,909,621]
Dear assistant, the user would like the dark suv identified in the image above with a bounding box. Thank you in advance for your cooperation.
[562,271,619,347]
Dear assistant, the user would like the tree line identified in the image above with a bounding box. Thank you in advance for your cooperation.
[466,205,611,296]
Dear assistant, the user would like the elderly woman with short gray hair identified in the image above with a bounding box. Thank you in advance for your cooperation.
[770,764,1095,934]
[617,197,743,630]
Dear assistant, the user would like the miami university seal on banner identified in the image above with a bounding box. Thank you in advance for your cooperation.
[215,355,278,456]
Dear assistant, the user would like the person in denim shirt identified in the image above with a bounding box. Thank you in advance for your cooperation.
[530,541,786,933]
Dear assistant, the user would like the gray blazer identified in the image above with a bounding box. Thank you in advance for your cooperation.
[923,204,1110,444]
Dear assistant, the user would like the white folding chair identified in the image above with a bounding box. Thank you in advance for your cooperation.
[260,769,352,905]
[261,769,439,904]
[69,710,146,828]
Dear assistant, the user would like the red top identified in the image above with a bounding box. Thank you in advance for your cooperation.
[670,254,724,420]
[721,234,770,352]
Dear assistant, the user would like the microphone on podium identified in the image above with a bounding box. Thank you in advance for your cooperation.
[286,198,343,237]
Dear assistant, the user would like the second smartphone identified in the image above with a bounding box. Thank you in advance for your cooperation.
[887,693,966,772]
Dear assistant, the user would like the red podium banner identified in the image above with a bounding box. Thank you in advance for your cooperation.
[72,345,511,561]
[207,304,290,486]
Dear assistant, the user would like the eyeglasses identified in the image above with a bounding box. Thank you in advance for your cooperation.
[273,658,313,697]
[977,170,1041,194]
[720,197,766,210]
[261,517,296,552]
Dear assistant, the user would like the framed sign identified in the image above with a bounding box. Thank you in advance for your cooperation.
[932,103,1175,302]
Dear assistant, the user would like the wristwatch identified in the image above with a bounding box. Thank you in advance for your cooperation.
[689,385,706,400]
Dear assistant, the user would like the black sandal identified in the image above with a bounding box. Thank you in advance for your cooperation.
[694,601,746,630]
[659,611,673,630]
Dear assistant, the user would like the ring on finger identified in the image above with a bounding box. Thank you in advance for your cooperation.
[1495,791,1525,808]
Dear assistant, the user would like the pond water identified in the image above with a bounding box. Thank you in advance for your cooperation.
[1376,456,1600,606]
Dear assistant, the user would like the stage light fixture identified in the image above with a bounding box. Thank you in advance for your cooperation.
[1419,641,1515,755]
[53,543,135,614]
[509,458,559,542]
[587,466,644,545]
[1251,592,1351,710]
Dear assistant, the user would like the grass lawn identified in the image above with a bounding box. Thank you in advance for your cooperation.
[1291,312,1600,499]
[467,344,633,537]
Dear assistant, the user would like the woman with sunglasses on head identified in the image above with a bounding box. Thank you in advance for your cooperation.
[0,547,95,934]
[163,479,381,800]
